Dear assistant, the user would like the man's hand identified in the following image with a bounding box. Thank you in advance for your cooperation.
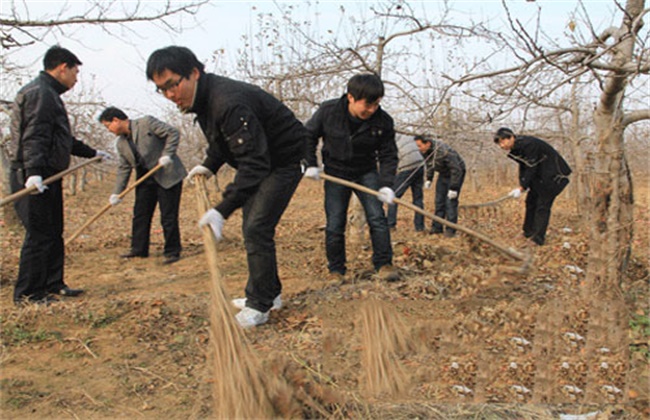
[96,150,113,161]
[199,208,225,241]
[447,190,458,200]
[304,166,321,180]
[509,188,522,199]
[109,194,122,206]
[186,165,214,183]
[25,175,47,194]
[424,180,432,189]
[158,155,172,167]
[377,187,395,205]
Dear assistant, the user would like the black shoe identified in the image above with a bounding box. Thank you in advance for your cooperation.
[55,286,84,297]
[162,254,180,265]
[429,230,443,235]
[121,251,147,259]
[444,230,456,238]
[15,295,59,306]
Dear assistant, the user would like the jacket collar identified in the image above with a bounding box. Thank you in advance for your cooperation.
[39,71,70,95]
[188,72,209,114]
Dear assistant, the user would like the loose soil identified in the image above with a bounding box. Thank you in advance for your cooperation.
[1,171,648,419]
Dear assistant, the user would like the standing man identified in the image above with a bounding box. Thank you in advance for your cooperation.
[493,127,572,246]
[9,46,112,305]
[415,135,466,238]
[303,74,399,282]
[387,134,425,232]
[98,107,187,265]
[146,46,307,328]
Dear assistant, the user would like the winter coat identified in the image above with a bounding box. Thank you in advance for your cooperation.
[10,71,96,177]
[508,135,572,194]
[113,116,187,194]
[305,95,397,188]
[191,73,308,219]
[421,139,466,191]
[396,134,423,173]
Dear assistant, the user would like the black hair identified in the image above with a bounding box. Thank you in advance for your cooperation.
[43,46,82,71]
[494,127,516,143]
[146,46,205,80]
[414,135,431,143]
[347,74,384,102]
[98,107,128,122]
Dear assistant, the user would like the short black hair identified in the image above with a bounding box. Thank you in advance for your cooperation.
[43,46,82,71]
[98,107,128,122]
[146,46,205,80]
[414,135,431,143]
[347,73,384,103]
[494,127,515,143]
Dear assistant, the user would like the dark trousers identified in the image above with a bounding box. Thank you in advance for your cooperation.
[431,173,465,234]
[524,178,569,245]
[243,164,302,313]
[387,167,425,231]
[10,170,66,301]
[324,170,393,274]
[131,178,182,257]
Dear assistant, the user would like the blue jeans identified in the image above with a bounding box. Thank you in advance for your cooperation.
[431,174,465,234]
[387,167,424,231]
[242,164,302,312]
[324,171,393,274]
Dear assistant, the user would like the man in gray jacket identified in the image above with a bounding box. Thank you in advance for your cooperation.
[99,107,187,264]
[387,134,425,232]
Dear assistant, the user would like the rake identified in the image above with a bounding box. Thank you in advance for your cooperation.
[65,164,163,245]
[0,156,102,207]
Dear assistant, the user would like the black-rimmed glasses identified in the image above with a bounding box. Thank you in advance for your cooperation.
[156,76,185,95]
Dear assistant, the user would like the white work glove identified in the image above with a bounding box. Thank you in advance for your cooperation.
[109,194,122,206]
[447,190,458,200]
[377,187,395,205]
[509,188,522,199]
[96,150,113,161]
[25,175,47,194]
[199,208,225,241]
[186,165,214,183]
[424,180,432,189]
[304,166,321,180]
[158,155,172,167]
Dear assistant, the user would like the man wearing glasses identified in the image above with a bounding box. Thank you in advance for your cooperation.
[146,46,308,328]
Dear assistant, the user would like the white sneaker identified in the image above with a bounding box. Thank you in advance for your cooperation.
[231,294,282,311]
[235,307,269,328]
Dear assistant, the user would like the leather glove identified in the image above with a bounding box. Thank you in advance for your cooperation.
[186,165,214,183]
[25,175,47,194]
[109,194,122,206]
[447,190,458,200]
[96,150,113,161]
[304,166,321,180]
[199,208,225,241]
[377,187,395,205]
[509,188,522,199]
[424,180,432,189]
[158,155,172,167]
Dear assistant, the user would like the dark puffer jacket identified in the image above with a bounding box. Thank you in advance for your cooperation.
[508,135,572,194]
[305,95,397,188]
[191,73,309,219]
[10,71,96,177]
[421,139,466,191]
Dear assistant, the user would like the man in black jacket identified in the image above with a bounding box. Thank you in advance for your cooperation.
[9,46,111,305]
[303,74,399,282]
[493,127,572,245]
[414,135,466,237]
[146,46,308,328]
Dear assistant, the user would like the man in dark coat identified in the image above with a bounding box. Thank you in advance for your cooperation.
[415,135,466,237]
[303,74,399,282]
[9,46,111,305]
[146,46,308,328]
[493,127,572,245]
